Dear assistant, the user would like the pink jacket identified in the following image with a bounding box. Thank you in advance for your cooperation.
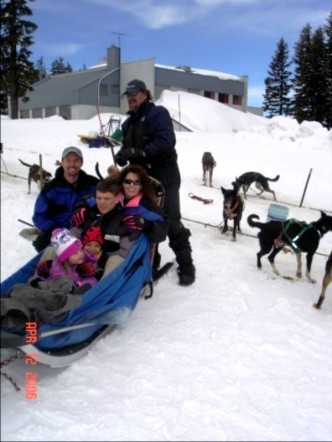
[47,251,98,287]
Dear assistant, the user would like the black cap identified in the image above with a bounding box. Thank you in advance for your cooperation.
[123,79,147,96]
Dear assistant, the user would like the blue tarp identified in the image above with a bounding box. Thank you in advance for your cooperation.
[1,234,152,350]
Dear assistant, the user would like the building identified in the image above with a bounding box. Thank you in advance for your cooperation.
[19,45,262,120]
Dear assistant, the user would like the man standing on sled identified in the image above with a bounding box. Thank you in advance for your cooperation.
[109,79,195,286]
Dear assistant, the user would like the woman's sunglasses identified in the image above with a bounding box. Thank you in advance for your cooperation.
[124,179,141,186]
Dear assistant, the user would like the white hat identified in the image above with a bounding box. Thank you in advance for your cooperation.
[61,146,83,160]
[51,228,82,263]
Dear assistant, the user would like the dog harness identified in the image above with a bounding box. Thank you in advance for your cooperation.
[188,193,213,204]
[281,219,322,253]
[224,196,244,219]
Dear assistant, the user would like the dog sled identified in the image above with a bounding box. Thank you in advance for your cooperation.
[0,234,154,368]
[78,115,123,148]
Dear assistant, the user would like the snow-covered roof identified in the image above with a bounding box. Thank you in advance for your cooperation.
[155,63,241,81]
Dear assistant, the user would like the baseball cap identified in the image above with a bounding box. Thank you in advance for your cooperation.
[61,146,83,160]
[123,79,147,96]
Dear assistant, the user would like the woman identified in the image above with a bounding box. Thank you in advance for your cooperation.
[118,164,169,244]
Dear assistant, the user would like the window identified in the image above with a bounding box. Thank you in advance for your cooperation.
[204,91,214,99]
[100,84,109,97]
[45,107,56,117]
[233,95,242,105]
[32,108,42,118]
[59,105,71,120]
[218,93,229,104]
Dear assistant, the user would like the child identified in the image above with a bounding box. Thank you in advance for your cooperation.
[82,225,104,259]
[81,225,107,280]
[35,228,98,288]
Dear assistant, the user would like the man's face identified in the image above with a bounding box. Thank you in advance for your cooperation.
[96,190,118,214]
[126,91,147,112]
[61,153,83,181]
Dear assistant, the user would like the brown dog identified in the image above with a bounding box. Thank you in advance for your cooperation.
[313,251,332,309]
[19,159,52,194]
[202,152,216,187]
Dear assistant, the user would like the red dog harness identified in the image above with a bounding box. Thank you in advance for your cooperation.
[188,193,213,205]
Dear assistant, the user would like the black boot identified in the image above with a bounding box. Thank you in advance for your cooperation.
[176,249,196,286]
[177,262,196,286]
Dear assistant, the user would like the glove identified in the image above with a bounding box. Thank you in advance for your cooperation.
[115,148,146,165]
[71,207,87,227]
[122,214,146,231]
[76,262,97,278]
[36,260,53,278]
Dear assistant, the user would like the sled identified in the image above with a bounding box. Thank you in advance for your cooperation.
[78,115,123,149]
[1,234,153,367]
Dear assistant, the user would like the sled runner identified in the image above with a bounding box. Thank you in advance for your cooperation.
[1,234,153,367]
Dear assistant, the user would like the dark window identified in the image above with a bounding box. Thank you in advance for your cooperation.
[32,108,42,118]
[233,95,242,105]
[59,105,71,120]
[218,93,229,104]
[204,91,214,99]
[45,107,56,117]
[100,84,109,97]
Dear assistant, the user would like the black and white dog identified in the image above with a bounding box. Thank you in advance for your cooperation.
[202,152,216,187]
[234,171,280,201]
[221,182,244,241]
[19,159,52,194]
[247,212,332,283]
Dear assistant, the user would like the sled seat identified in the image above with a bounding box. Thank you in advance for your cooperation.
[1,234,152,366]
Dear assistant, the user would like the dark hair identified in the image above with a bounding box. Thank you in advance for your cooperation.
[119,164,156,202]
[96,176,121,194]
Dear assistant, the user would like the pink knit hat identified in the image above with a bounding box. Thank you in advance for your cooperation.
[51,228,82,263]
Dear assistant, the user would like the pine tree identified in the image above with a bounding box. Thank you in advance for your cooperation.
[263,38,293,117]
[0,0,38,118]
[324,12,332,129]
[35,56,47,80]
[310,27,329,126]
[50,57,72,75]
[293,24,314,123]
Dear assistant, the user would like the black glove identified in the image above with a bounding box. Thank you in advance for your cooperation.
[36,260,53,278]
[115,148,145,165]
[76,262,97,278]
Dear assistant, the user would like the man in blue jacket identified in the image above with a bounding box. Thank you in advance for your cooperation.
[113,79,195,286]
[32,146,99,252]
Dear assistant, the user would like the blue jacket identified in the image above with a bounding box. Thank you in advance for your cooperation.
[119,100,177,170]
[32,167,99,233]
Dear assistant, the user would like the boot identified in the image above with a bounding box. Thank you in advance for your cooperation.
[176,249,196,286]
[178,262,196,286]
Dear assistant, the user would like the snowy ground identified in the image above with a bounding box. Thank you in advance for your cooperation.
[1,91,332,441]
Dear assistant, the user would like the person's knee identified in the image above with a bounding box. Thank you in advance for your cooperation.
[168,224,192,252]
[101,255,124,278]
[33,232,52,252]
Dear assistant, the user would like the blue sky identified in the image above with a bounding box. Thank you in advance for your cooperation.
[29,0,330,108]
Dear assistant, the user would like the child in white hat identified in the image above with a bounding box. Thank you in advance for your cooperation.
[35,228,98,288]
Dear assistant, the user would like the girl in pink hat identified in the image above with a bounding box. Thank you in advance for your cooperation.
[35,228,98,288]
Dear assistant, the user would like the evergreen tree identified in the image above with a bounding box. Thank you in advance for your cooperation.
[35,56,47,80]
[263,38,293,117]
[50,56,72,75]
[310,27,329,126]
[293,24,314,123]
[324,12,332,129]
[0,0,38,118]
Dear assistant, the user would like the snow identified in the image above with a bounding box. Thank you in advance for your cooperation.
[1,91,332,442]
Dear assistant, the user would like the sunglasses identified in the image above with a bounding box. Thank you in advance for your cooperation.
[124,179,142,186]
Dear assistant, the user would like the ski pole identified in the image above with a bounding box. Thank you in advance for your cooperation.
[18,219,35,227]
